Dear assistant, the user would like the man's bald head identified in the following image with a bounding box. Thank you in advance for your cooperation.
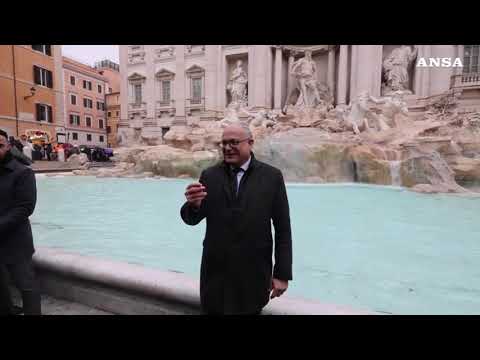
[223,122,252,139]
[221,122,253,167]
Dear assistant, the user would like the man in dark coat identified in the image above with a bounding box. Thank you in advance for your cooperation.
[0,130,41,315]
[180,123,292,315]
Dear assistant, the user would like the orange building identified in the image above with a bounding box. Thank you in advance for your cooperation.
[106,91,120,147]
[95,59,121,147]
[0,45,65,143]
[63,56,108,146]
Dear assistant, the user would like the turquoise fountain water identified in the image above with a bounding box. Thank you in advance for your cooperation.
[31,175,480,315]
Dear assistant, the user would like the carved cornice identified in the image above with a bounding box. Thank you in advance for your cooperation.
[282,45,330,56]
[155,68,175,79]
[154,46,175,61]
[185,64,205,77]
[127,72,147,82]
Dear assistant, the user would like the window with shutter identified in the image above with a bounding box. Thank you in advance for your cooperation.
[70,115,74,125]
[36,104,42,121]
[70,76,76,85]
[88,82,92,91]
[134,84,142,104]
[47,106,53,123]
[192,77,202,104]
[33,66,41,85]
[83,80,87,89]
[46,70,53,88]
[45,45,52,56]
[36,104,49,122]
[99,119,104,129]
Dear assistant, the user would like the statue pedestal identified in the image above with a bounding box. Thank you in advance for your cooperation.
[286,106,329,127]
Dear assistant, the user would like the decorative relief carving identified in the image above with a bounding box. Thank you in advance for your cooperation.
[155,46,175,61]
[186,45,206,54]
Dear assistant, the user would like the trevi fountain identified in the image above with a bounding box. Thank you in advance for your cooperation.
[71,48,480,195]
[33,46,480,314]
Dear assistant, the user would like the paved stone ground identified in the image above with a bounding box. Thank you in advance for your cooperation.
[12,293,113,315]
[32,160,115,174]
[31,160,81,173]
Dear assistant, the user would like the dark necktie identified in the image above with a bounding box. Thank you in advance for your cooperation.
[232,167,244,196]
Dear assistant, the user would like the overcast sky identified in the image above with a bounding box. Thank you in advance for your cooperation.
[62,45,119,66]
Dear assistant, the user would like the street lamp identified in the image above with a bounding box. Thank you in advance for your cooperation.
[24,87,36,100]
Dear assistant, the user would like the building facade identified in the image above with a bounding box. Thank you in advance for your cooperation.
[106,91,120,147]
[0,45,65,142]
[63,57,108,146]
[119,45,480,142]
[95,59,120,93]
[95,59,121,147]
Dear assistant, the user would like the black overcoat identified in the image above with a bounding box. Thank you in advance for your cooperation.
[0,153,37,264]
[181,153,292,314]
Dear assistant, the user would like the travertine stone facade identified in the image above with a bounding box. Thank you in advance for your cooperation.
[119,45,480,143]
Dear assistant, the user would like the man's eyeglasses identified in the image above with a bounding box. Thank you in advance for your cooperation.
[219,138,251,148]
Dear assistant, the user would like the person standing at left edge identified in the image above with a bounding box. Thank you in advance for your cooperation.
[0,130,41,316]
[181,123,293,315]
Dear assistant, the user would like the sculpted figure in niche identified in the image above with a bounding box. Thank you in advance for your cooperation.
[290,50,322,108]
[382,45,418,94]
[227,60,248,106]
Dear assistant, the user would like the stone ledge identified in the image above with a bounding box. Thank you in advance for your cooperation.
[33,247,377,315]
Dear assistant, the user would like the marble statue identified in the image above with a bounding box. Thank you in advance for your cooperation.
[227,60,248,106]
[378,91,409,128]
[338,91,390,134]
[248,110,278,129]
[382,45,418,95]
[290,50,322,108]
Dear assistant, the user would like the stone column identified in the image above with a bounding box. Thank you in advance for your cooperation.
[327,46,336,98]
[350,45,383,100]
[174,45,186,124]
[429,45,457,95]
[252,45,268,110]
[274,46,283,110]
[205,45,219,119]
[414,45,431,97]
[247,46,255,108]
[371,45,383,98]
[145,45,155,121]
[349,45,358,101]
[336,45,348,106]
[217,47,225,113]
